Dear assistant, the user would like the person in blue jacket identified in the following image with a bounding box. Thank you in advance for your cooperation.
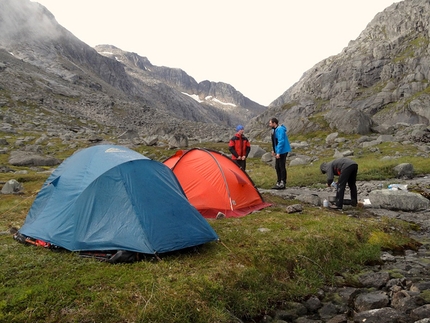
[269,117,291,189]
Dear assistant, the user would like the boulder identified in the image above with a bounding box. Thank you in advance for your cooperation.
[168,134,188,149]
[393,163,414,179]
[368,190,430,211]
[1,179,23,194]
[8,151,61,166]
[248,145,266,158]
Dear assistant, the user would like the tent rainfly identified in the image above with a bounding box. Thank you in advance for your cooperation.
[163,148,271,218]
[18,145,218,255]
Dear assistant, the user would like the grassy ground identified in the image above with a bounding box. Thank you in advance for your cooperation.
[0,137,428,323]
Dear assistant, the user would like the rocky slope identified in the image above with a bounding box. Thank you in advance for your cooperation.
[95,45,265,126]
[0,0,266,143]
[2,0,429,145]
[247,0,430,140]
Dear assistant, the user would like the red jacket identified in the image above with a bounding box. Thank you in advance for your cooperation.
[229,133,250,160]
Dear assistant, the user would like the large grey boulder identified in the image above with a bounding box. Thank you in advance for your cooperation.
[248,145,266,158]
[168,134,188,149]
[325,108,373,135]
[1,179,23,194]
[8,151,61,166]
[354,291,389,312]
[393,163,414,179]
[353,307,407,323]
[368,189,430,211]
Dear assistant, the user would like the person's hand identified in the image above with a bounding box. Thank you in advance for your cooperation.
[276,154,280,159]
[242,156,246,160]
[271,151,275,157]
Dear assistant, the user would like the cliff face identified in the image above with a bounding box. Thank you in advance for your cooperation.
[248,0,430,139]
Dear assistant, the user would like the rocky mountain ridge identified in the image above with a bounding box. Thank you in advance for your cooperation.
[95,45,265,124]
[2,0,430,145]
[247,0,430,141]
[0,0,266,144]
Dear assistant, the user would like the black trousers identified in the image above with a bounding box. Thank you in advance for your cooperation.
[236,159,246,171]
[335,164,358,207]
[275,153,288,183]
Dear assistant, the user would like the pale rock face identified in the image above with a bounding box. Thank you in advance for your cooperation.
[247,0,430,139]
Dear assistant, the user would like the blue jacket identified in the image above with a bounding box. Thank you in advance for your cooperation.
[271,124,291,155]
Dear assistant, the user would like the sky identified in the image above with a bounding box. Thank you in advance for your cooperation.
[31,0,397,106]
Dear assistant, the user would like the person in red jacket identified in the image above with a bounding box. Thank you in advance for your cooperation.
[229,125,251,170]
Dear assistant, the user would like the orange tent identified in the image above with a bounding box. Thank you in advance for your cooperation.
[163,148,271,218]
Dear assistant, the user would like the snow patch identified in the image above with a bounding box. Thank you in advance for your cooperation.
[182,93,236,107]
[182,92,203,103]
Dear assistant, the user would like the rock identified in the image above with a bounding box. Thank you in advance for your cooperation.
[358,272,390,289]
[261,152,273,163]
[318,303,341,320]
[8,151,61,166]
[1,179,23,194]
[391,291,425,313]
[142,135,159,146]
[215,212,225,219]
[304,296,322,312]
[296,194,321,206]
[168,134,188,149]
[333,149,343,159]
[291,141,309,149]
[248,145,266,158]
[377,134,395,142]
[414,319,430,323]
[393,163,414,179]
[354,291,389,312]
[410,304,430,321]
[326,133,339,145]
[352,307,407,323]
[286,204,303,213]
[289,157,308,166]
[368,190,430,211]
[0,138,9,145]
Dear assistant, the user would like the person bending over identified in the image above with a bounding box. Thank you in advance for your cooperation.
[320,158,358,209]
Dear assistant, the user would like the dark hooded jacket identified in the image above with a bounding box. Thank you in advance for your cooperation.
[320,158,358,186]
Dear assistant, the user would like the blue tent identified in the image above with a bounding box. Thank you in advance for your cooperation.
[19,145,218,254]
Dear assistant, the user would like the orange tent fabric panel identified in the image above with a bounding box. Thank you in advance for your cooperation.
[163,148,271,218]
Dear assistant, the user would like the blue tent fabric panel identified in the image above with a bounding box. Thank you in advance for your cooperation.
[19,145,218,254]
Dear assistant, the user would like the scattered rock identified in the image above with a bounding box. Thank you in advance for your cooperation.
[1,179,23,194]
[286,204,303,213]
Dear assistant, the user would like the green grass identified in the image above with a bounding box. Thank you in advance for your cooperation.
[0,135,428,322]
[0,200,415,323]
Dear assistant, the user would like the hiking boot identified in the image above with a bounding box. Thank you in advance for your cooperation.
[271,182,281,189]
[278,181,285,189]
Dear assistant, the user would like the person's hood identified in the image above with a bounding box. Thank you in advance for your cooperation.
[320,162,328,174]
